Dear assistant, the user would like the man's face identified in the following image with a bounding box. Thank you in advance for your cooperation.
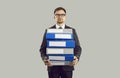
[54,10,66,24]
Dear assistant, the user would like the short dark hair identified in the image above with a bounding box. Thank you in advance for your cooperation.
[54,7,66,14]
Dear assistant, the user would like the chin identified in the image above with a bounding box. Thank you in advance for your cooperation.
[57,21,64,24]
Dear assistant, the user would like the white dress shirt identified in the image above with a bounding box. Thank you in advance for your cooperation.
[56,24,65,29]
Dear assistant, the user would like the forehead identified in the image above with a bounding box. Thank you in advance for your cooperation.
[55,10,65,14]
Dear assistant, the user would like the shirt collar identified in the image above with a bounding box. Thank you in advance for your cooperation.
[56,24,65,29]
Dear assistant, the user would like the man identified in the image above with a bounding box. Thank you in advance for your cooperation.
[39,7,82,78]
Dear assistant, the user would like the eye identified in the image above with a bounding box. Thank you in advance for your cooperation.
[55,14,66,17]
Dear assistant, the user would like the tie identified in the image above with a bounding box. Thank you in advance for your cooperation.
[59,26,62,29]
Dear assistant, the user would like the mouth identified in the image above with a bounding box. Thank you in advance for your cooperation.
[58,19,63,21]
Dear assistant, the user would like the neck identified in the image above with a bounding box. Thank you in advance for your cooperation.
[57,23,64,26]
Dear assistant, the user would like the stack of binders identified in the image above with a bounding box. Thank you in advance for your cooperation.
[46,29,75,65]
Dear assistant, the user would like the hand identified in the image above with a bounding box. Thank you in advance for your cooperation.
[43,58,53,67]
[70,56,78,66]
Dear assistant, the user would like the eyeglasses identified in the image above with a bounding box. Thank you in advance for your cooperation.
[55,14,66,17]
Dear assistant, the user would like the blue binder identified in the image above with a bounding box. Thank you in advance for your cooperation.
[47,40,75,48]
[46,33,73,39]
[47,54,74,61]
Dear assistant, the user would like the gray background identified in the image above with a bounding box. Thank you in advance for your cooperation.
[0,0,120,78]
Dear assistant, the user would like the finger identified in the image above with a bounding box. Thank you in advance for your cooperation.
[47,60,53,66]
[69,62,75,66]
[73,59,78,63]
[45,62,49,65]
[71,60,77,65]
[74,56,77,59]
[48,64,53,67]
[43,60,48,63]
[72,60,75,63]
